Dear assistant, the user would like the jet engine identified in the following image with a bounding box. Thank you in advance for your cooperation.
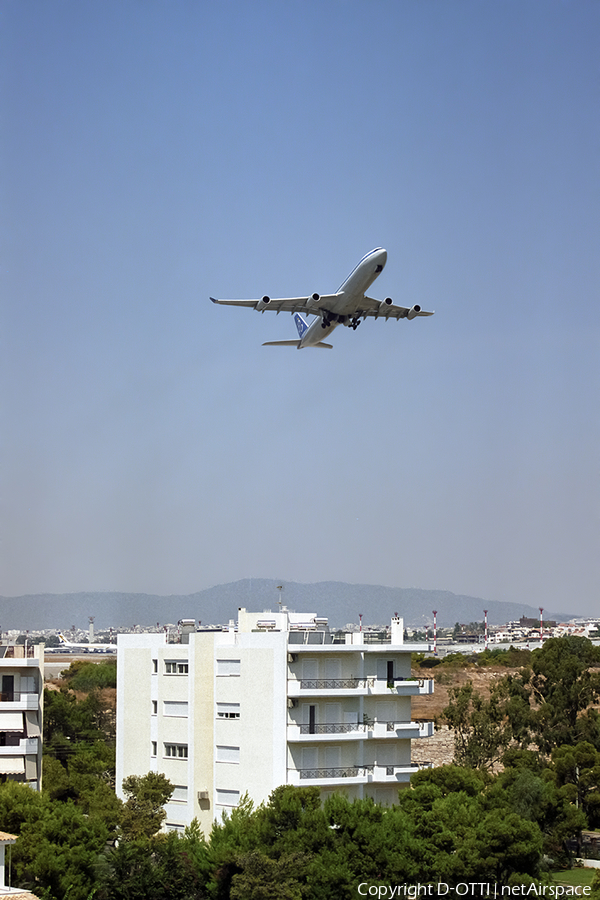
[256,296,271,311]
[378,297,393,314]
[406,305,421,320]
[307,292,320,310]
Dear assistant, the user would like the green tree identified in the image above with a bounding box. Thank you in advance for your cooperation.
[229,850,310,900]
[442,681,513,769]
[528,637,600,752]
[551,742,600,829]
[442,637,600,767]
[0,781,108,900]
[60,659,117,692]
[97,822,210,900]
[120,772,174,840]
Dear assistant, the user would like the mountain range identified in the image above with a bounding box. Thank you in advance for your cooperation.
[0,579,575,632]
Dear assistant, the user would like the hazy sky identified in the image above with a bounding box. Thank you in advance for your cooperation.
[2,1,599,615]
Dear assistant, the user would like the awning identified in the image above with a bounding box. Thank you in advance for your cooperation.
[25,755,37,780]
[24,710,40,737]
[0,757,25,774]
[0,712,24,732]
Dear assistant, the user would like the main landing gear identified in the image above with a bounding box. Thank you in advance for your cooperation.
[350,317,361,330]
[321,313,350,329]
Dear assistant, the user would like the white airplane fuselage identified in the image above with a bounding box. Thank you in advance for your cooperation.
[299,247,388,348]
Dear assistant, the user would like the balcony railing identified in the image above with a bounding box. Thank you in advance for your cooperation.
[299,722,367,735]
[0,646,36,659]
[0,691,38,702]
[299,765,374,779]
[299,678,375,690]
[385,762,433,774]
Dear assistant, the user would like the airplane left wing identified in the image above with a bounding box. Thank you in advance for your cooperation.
[210,294,341,314]
[361,297,434,320]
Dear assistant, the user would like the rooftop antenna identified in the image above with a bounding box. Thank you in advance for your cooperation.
[276,584,284,611]
[359,613,363,632]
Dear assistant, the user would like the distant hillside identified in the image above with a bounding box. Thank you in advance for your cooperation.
[0,579,574,631]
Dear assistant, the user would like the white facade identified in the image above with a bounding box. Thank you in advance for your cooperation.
[116,611,434,832]
[0,644,44,791]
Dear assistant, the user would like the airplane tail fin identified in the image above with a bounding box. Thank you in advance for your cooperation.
[262,312,332,348]
[294,313,308,338]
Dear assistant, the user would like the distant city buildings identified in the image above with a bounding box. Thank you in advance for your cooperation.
[116,609,435,832]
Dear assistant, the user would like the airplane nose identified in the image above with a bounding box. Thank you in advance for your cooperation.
[374,248,387,272]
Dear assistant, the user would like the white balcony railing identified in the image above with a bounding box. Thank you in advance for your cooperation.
[0,737,38,755]
[0,691,39,709]
[288,760,432,786]
[287,678,434,697]
[287,720,435,741]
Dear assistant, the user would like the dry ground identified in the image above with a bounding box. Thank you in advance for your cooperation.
[410,665,518,767]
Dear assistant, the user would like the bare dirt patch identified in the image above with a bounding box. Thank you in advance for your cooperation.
[410,666,521,767]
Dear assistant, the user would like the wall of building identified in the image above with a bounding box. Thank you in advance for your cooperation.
[116,616,433,831]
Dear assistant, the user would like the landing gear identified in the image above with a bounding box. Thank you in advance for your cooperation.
[350,317,361,330]
[321,313,348,329]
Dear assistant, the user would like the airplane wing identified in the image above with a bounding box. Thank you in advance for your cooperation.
[262,340,333,349]
[361,297,435,320]
[210,294,341,314]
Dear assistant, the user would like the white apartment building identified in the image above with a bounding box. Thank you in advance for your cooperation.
[0,643,44,791]
[116,610,434,832]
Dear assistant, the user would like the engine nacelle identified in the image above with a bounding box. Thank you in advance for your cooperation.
[406,304,421,320]
[379,297,393,314]
[256,295,271,311]
[307,292,320,309]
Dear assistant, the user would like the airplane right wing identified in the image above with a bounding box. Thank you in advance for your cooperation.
[210,294,341,314]
[361,297,435,320]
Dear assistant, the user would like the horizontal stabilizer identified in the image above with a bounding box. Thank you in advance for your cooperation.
[262,340,333,349]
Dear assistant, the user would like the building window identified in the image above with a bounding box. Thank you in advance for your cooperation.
[164,701,188,717]
[216,788,239,807]
[165,661,189,675]
[152,659,158,673]
[216,703,240,719]
[165,743,188,759]
[216,659,240,677]
[171,785,188,803]
[152,701,158,715]
[216,745,240,764]
[151,741,157,757]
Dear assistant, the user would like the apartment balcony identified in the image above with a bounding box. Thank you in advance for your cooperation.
[371,720,435,739]
[288,764,374,786]
[287,678,375,698]
[287,722,368,742]
[0,691,40,710]
[0,738,38,755]
[370,678,434,696]
[287,677,434,698]
[287,720,435,742]
[288,761,432,786]
[371,762,433,784]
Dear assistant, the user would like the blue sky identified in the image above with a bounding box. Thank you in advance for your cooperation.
[2,0,599,616]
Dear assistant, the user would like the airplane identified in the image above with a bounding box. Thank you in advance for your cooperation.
[56,632,116,653]
[210,247,434,349]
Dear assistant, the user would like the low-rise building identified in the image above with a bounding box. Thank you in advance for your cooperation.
[116,609,434,831]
